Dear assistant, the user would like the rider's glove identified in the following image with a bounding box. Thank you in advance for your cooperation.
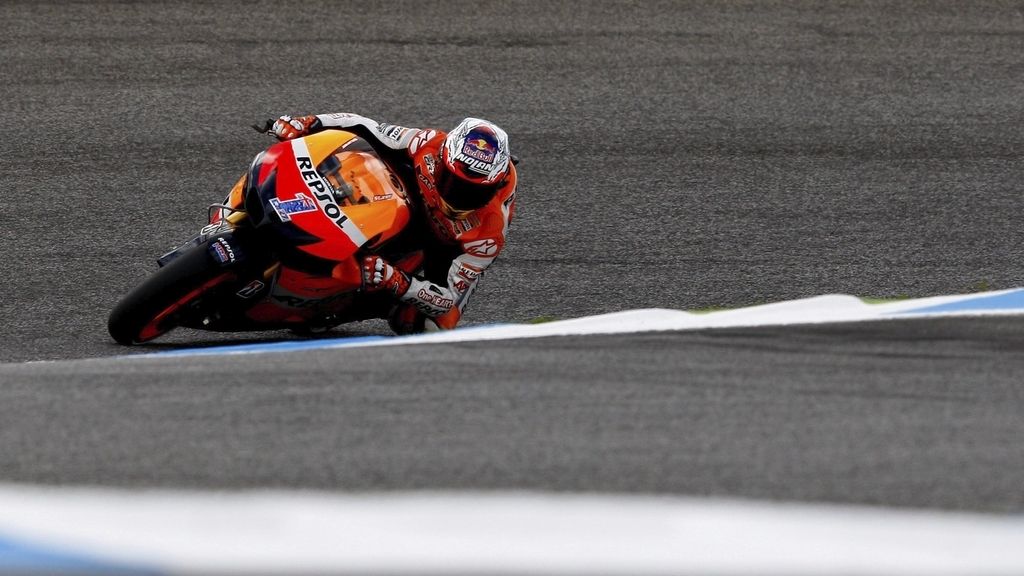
[362,256,411,297]
[271,115,321,141]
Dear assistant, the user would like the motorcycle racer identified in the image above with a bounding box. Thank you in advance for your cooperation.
[270,112,517,334]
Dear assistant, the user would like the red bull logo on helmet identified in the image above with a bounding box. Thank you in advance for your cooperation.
[445,118,511,183]
[460,130,497,163]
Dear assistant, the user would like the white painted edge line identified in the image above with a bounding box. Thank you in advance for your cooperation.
[125,288,1024,358]
[1,485,1023,575]
[364,287,1024,346]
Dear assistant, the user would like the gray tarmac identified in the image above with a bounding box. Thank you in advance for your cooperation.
[1,316,1023,512]
[0,1,1023,511]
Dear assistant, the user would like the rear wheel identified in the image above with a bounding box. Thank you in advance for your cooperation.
[108,244,235,345]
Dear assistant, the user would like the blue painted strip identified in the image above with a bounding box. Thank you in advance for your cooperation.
[893,289,1024,315]
[0,532,158,574]
[137,323,520,358]
[146,334,390,357]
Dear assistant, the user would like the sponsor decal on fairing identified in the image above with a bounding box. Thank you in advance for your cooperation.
[268,193,318,222]
[209,237,237,264]
[291,139,368,246]
[236,280,265,299]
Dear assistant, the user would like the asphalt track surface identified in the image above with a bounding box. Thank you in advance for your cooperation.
[2,317,1024,513]
[1,1,1023,512]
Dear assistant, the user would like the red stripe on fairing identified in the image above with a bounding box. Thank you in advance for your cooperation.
[258,143,284,183]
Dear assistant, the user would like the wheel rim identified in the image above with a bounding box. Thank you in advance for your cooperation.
[136,272,234,343]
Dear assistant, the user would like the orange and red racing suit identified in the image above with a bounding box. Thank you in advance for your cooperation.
[312,112,517,331]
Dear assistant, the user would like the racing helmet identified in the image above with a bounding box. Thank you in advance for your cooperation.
[434,118,511,214]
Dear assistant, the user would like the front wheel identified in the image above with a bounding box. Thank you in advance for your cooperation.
[108,242,236,345]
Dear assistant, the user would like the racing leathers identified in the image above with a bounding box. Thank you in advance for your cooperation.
[273,112,517,333]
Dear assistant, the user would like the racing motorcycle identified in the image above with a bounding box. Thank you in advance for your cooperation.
[108,127,423,345]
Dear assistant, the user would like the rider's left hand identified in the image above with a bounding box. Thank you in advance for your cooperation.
[271,115,321,140]
[362,256,411,296]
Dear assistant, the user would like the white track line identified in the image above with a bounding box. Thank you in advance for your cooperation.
[140,288,1024,357]
[0,486,1023,575]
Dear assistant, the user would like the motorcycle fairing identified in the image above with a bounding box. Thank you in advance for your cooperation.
[112,130,423,343]
[254,130,411,263]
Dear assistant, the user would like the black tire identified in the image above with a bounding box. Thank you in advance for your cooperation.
[108,243,233,345]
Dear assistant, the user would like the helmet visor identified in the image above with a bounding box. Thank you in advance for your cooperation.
[435,163,499,213]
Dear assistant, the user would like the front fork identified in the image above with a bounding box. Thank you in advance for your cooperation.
[157,208,249,268]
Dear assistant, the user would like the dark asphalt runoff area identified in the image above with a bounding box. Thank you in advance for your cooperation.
[1,1,1023,512]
